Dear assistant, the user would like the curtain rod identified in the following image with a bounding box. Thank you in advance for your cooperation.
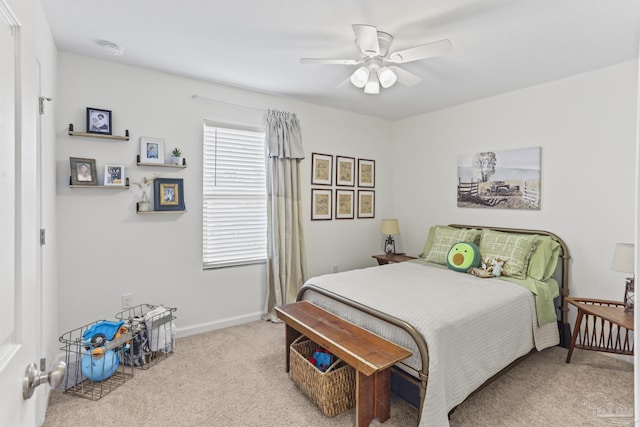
[192,94,267,112]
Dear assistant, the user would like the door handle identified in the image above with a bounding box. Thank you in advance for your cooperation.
[22,360,66,399]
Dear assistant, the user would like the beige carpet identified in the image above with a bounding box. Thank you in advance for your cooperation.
[44,320,633,426]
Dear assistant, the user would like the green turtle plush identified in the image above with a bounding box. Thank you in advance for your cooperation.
[446,242,481,272]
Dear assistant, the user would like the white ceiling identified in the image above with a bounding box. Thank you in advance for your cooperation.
[41,0,640,121]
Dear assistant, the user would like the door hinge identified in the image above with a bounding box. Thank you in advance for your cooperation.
[39,96,52,115]
[40,229,45,245]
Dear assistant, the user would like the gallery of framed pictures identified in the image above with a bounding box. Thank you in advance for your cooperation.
[310,152,375,220]
[457,146,541,210]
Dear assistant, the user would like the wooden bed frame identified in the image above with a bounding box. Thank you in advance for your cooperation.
[296,224,571,422]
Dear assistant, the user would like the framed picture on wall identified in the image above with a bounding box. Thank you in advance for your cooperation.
[311,188,332,220]
[357,158,375,188]
[140,137,165,164]
[357,190,375,218]
[311,153,333,186]
[336,156,355,186]
[69,157,98,186]
[154,178,185,211]
[86,107,112,135]
[104,164,125,186]
[335,189,354,219]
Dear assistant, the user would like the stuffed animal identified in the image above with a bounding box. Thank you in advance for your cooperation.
[468,256,507,278]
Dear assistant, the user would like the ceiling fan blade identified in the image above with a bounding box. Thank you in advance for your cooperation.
[352,24,380,56]
[388,66,423,87]
[387,39,452,64]
[300,58,361,65]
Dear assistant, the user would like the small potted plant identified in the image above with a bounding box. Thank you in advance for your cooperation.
[170,147,183,166]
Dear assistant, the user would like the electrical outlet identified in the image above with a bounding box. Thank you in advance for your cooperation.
[331,264,339,273]
[121,293,133,309]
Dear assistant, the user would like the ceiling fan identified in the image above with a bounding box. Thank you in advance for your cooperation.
[300,24,452,94]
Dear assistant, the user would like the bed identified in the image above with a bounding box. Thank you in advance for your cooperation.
[297,224,570,426]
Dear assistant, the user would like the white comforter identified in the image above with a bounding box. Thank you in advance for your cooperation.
[300,261,559,427]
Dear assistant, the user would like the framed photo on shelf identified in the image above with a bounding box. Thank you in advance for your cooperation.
[357,190,375,218]
[335,189,354,219]
[104,164,125,186]
[357,158,375,188]
[140,137,165,164]
[336,156,355,186]
[86,107,112,135]
[311,188,332,220]
[311,153,333,186]
[154,178,185,211]
[69,157,98,186]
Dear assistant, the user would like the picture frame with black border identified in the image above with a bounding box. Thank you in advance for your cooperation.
[311,188,332,220]
[336,155,355,186]
[69,157,98,186]
[86,107,112,135]
[140,137,165,164]
[154,178,185,211]
[335,189,354,219]
[311,153,333,186]
[357,190,375,218]
[104,164,125,186]
[357,158,375,188]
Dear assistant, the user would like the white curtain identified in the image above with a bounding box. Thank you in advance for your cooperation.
[263,109,307,321]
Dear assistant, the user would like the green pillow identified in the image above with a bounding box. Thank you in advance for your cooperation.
[424,226,481,265]
[527,236,561,281]
[479,229,537,279]
[446,242,482,272]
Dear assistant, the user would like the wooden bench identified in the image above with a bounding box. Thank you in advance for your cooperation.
[275,300,411,427]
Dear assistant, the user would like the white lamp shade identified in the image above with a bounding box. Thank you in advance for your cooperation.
[364,71,380,94]
[612,243,634,274]
[350,66,370,88]
[381,219,400,235]
[378,67,397,88]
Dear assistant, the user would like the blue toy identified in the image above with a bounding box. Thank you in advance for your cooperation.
[81,349,119,382]
[82,320,125,343]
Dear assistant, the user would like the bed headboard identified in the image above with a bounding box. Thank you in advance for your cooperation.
[448,224,571,347]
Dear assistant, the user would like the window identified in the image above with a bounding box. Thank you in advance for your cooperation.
[203,121,267,268]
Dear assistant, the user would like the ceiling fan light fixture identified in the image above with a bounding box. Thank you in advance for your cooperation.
[378,67,397,88]
[364,71,380,94]
[350,66,370,88]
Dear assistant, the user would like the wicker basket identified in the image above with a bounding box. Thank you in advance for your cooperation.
[289,336,356,417]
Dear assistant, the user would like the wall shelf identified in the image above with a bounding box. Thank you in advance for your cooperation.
[136,155,187,168]
[68,123,130,141]
[69,177,130,188]
[136,203,186,214]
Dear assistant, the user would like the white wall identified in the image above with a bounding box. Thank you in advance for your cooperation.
[55,53,393,336]
[393,61,638,317]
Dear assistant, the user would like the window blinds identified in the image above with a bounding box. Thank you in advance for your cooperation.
[202,122,267,269]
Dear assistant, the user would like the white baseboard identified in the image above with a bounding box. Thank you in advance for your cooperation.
[175,312,264,338]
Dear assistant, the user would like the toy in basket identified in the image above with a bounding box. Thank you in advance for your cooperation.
[81,320,130,381]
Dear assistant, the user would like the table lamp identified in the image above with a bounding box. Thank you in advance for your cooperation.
[381,219,400,254]
[612,243,634,314]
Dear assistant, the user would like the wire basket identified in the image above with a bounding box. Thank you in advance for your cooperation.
[289,336,356,417]
[59,319,134,400]
[114,304,177,369]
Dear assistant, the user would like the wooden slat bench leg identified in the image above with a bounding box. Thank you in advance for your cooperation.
[284,324,301,373]
[356,371,375,427]
[374,368,391,422]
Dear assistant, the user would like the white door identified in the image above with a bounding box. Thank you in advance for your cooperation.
[0,2,42,425]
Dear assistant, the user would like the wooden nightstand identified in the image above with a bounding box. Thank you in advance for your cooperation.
[565,297,634,363]
[372,253,417,265]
